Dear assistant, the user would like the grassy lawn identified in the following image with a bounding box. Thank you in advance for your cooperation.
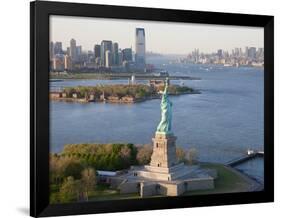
[184,163,251,196]
[88,184,140,201]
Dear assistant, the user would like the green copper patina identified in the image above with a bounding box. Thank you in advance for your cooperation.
[156,78,173,135]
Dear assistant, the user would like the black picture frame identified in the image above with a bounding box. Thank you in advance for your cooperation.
[30,1,274,217]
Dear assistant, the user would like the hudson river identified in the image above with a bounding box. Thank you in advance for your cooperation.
[50,57,264,183]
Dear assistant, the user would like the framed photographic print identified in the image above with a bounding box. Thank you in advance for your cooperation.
[30,1,274,217]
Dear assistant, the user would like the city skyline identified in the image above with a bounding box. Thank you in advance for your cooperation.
[50,27,264,72]
[50,15,263,54]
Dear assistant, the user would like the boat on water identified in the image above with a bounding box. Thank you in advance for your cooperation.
[223,63,232,67]
[49,79,64,82]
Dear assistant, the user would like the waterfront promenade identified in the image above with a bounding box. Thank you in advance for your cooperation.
[50,72,201,80]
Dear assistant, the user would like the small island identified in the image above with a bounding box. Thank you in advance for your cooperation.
[50,83,200,104]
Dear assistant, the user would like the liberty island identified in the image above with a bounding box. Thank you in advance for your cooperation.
[109,78,216,197]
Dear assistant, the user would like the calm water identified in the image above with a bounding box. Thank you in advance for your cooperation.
[50,58,264,183]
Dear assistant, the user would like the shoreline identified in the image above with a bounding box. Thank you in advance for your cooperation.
[49,73,201,81]
[50,90,201,104]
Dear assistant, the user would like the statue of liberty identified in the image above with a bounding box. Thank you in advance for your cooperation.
[156,78,173,134]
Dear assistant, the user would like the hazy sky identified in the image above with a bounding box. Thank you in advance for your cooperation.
[50,15,264,54]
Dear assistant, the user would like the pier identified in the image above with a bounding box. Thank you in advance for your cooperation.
[226,149,264,167]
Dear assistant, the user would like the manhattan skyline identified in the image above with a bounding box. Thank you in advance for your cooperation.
[50,15,263,54]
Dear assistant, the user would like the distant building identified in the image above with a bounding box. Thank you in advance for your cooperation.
[101,40,112,66]
[122,48,132,62]
[70,38,77,62]
[52,54,65,71]
[95,57,101,66]
[217,49,223,59]
[118,51,123,65]
[112,42,119,65]
[87,50,94,60]
[105,50,112,68]
[64,55,72,71]
[54,42,63,55]
[257,47,264,59]
[76,46,82,56]
[234,47,240,57]
[192,48,200,63]
[94,44,101,59]
[248,47,256,60]
[245,46,249,58]
[49,41,54,60]
[66,47,70,56]
[135,28,146,68]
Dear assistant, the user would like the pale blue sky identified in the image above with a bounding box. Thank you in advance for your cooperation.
[50,15,264,54]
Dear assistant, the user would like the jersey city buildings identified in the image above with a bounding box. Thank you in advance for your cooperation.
[135,28,146,69]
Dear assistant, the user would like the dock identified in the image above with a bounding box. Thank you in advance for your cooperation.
[226,149,264,167]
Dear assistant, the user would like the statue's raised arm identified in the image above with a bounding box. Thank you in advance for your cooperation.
[163,78,169,94]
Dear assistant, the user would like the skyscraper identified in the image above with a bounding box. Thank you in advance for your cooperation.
[118,51,123,65]
[245,46,249,58]
[217,49,223,58]
[101,40,112,66]
[122,48,132,62]
[54,42,63,55]
[257,48,264,59]
[76,45,82,61]
[64,55,72,71]
[234,48,240,56]
[70,38,77,62]
[94,44,101,59]
[105,50,112,68]
[50,41,54,60]
[135,28,146,68]
[248,47,256,60]
[66,47,70,56]
[112,42,119,65]
[52,54,65,71]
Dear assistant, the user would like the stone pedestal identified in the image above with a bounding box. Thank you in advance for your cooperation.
[132,132,197,181]
[150,133,178,168]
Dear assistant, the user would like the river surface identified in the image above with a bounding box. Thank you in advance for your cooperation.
[50,57,264,183]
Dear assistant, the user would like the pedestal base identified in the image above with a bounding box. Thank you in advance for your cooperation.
[111,164,215,197]
[134,163,198,181]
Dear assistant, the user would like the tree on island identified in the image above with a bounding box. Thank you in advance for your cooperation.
[63,161,84,180]
[176,147,187,163]
[59,176,81,203]
[81,168,97,201]
[186,148,199,165]
[120,145,132,165]
[136,144,153,165]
